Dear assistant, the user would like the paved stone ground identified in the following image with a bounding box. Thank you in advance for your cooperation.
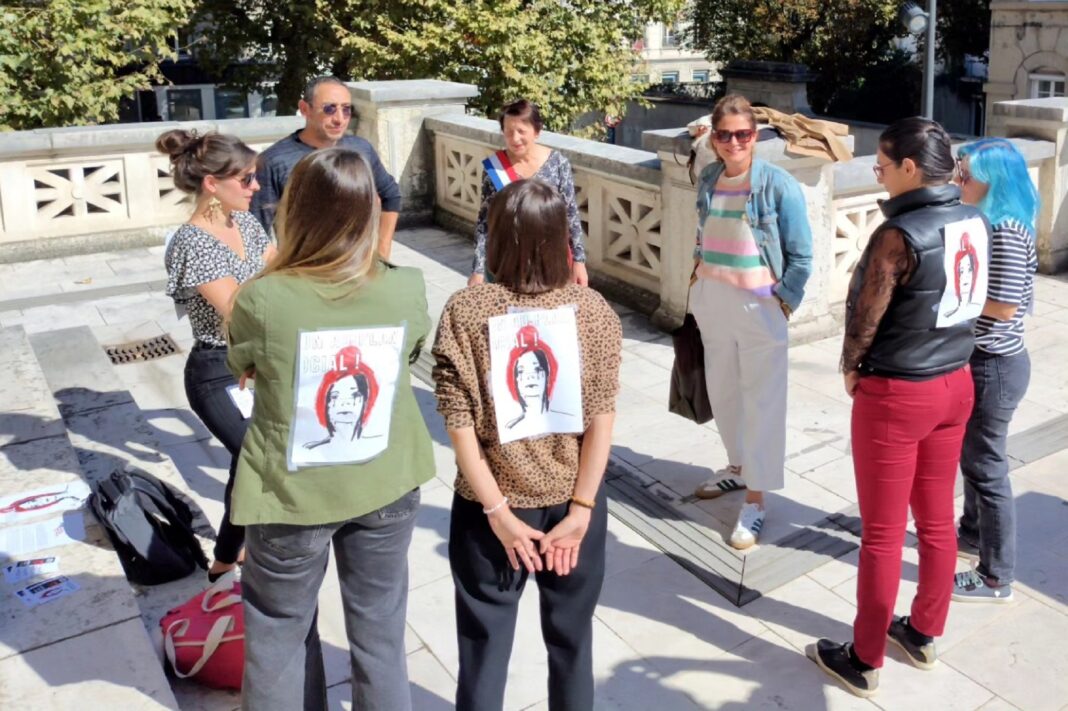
[1,227,1066,710]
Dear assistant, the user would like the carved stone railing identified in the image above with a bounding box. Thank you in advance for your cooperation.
[429,115,841,340]
[0,118,303,252]
[0,79,477,260]
[828,128,1060,302]
[428,114,666,295]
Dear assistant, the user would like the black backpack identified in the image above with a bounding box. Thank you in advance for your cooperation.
[89,469,209,585]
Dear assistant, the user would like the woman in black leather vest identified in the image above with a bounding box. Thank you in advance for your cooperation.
[808,118,991,698]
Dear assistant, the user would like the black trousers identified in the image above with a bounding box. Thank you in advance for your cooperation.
[449,488,608,711]
[183,343,248,564]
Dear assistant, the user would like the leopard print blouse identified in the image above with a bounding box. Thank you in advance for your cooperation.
[432,283,622,508]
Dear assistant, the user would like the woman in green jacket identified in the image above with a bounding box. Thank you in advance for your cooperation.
[227,148,434,711]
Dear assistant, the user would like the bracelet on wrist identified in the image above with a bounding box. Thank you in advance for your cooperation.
[483,497,508,515]
[569,496,595,510]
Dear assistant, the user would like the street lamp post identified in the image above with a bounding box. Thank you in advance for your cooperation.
[922,0,937,119]
[900,1,937,119]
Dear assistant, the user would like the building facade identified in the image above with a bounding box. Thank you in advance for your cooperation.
[632,21,719,85]
[985,0,1068,124]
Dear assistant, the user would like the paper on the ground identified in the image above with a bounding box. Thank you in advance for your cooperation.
[227,384,255,419]
[3,556,60,585]
[14,576,80,608]
[0,513,86,561]
[0,481,91,524]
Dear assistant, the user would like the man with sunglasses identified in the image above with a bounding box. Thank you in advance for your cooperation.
[251,76,403,258]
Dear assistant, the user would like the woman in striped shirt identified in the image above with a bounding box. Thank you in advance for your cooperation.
[951,138,1039,603]
[689,94,813,549]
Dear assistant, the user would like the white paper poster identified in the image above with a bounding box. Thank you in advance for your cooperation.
[14,576,80,608]
[226,384,255,419]
[288,326,406,469]
[488,307,583,445]
[936,217,989,327]
[0,481,91,525]
[3,556,60,585]
[0,513,86,560]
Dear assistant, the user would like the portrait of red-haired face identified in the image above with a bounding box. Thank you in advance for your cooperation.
[307,345,379,448]
[505,324,558,413]
[488,307,584,444]
[937,217,989,326]
[953,232,980,303]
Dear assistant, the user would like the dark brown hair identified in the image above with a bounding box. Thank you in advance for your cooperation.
[879,117,955,184]
[498,99,544,132]
[155,129,256,195]
[486,179,570,294]
[711,94,756,130]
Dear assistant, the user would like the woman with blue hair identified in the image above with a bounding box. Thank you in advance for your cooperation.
[952,138,1039,604]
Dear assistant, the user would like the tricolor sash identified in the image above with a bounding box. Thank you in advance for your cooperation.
[483,150,521,191]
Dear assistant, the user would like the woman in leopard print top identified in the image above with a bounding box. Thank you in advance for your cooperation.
[433,179,621,710]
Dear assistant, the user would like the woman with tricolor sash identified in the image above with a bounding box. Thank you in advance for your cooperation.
[468,99,589,287]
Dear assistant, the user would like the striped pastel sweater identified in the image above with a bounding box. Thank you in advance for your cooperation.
[695,171,777,296]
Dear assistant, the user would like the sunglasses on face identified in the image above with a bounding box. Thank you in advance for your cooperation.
[954,157,972,185]
[235,172,257,188]
[712,129,756,144]
[318,103,353,117]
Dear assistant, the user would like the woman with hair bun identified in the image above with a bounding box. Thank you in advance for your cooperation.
[157,129,274,582]
[809,118,992,698]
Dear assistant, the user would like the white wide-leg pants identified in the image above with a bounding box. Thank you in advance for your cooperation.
[689,277,788,492]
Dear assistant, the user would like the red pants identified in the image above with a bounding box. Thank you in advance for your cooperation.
[850,366,974,667]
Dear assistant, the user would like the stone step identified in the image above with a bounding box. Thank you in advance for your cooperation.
[0,325,180,709]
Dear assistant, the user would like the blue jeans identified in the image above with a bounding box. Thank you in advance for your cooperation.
[958,350,1030,585]
[241,488,420,711]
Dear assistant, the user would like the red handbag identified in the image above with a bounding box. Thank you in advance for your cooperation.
[161,571,244,690]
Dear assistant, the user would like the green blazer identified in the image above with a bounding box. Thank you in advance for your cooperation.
[226,261,434,526]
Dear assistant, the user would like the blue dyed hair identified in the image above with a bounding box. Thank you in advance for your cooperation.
[956,138,1040,234]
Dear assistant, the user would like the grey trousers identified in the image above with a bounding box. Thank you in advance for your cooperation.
[959,350,1030,585]
[240,488,420,711]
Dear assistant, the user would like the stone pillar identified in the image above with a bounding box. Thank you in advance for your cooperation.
[348,80,479,224]
[720,60,816,115]
[987,98,1068,273]
[654,142,838,343]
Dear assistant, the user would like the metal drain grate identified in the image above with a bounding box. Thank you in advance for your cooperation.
[103,334,181,364]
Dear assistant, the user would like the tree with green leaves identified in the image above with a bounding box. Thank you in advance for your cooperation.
[0,0,193,131]
[194,0,685,132]
[686,0,903,115]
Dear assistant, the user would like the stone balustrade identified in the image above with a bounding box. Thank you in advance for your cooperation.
[0,81,1064,339]
[0,116,304,258]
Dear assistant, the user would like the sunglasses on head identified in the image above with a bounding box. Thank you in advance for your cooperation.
[712,129,756,145]
[318,103,353,117]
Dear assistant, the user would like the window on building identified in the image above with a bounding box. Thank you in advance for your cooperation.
[172,29,195,61]
[631,74,650,85]
[260,95,278,117]
[1030,73,1066,99]
[663,23,680,48]
[167,89,203,121]
[692,70,710,83]
[214,89,250,120]
[661,71,680,84]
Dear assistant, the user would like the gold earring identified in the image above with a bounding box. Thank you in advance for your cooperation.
[205,196,223,221]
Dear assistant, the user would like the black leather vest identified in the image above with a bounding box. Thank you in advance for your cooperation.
[846,184,991,380]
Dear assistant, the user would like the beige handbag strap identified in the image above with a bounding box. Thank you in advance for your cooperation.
[164,615,239,679]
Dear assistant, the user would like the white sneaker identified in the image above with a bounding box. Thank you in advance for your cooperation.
[694,465,746,500]
[730,503,765,550]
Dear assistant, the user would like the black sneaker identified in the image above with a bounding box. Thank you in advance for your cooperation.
[806,639,879,698]
[886,615,937,670]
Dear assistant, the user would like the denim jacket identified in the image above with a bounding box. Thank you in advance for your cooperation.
[695,158,813,312]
